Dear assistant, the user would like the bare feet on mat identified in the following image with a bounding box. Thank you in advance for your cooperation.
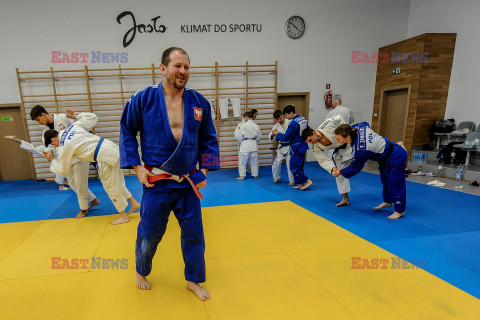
[88,198,101,209]
[236,177,245,180]
[127,200,141,214]
[387,212,405,219]
[273,179,279,183]
[110,212,129,225]
[293,184,302,189]
[373,202,392,210]
[253,176,259,179]
[75,210,87,219]
[300,179,313,190]
[136,272,151,290]
[288,182,294,186]
[187,281,210,301]
[336,199,350,207]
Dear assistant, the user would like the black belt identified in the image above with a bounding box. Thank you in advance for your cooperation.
[381,142,394,162]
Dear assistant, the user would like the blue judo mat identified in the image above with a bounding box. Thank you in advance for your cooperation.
[0,162,479,299]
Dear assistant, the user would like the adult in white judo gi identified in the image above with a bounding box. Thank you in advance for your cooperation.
[269,110,294,184]
[236,111,262,179]
[302,115,353,206]
[29,105,100,213]
[327,98,354,124]
[43,110,139,224]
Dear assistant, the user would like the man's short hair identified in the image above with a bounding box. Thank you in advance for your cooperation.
[161,47,189,66]
[302,127,315,142]
[30,105,48,120]
[44,129,59,147]
[250,108,258,115]
[246,110,255,118]
[273,110,282,119]
[283,104,295,115]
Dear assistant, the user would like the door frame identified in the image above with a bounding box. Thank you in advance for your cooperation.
[276,92,310,121]
[378,85,411,141]
[0,103,36,181]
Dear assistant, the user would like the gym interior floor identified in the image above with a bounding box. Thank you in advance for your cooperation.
[0,162,479,319]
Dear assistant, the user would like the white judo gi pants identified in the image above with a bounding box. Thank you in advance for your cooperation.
[97,160,132,213]
[67,161,97,210]
[238,151,259,177]
[272,149,294,183]
[333,149,352,194]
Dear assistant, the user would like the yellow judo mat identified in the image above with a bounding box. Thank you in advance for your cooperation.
[0,200,479,319]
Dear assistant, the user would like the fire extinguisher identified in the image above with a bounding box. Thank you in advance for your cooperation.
[324,90,333,108]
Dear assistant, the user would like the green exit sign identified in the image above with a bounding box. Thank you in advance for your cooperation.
[392,67,401,75]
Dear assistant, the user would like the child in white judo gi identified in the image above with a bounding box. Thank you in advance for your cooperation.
[269,110,294,184]
[43,110,139,224]
[236,110,262,179]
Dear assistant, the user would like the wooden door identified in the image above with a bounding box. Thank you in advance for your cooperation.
[277,92,310,120]
[379,88,410,143]
[0,105,33,181]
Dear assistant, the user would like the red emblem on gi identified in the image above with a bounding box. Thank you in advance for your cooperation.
[59,124,66,130]
[194,107,203,121]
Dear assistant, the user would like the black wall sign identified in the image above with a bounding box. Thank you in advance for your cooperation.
[116,11,166,48]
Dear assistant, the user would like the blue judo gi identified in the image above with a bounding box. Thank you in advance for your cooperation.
[339,123,408,213]
[275,115,309,185]
[119,83,220,283]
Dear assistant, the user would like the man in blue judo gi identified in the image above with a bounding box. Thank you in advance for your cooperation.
[332,123,408,219]
[271,105,313,190]
[119,47,220,300]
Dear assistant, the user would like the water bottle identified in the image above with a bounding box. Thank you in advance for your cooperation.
[451,149,456,165]
[438,154,444,170]
[456,165,464,181]
[422,153,427,164]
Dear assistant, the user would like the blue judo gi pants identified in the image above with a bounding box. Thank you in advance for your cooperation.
[289,144,309,185]
[136,186,206,283]
[379,143,408,213]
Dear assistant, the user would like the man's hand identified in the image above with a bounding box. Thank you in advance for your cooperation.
[133,165,154,187]
[271,129,278,137]
[4,135,20,143]
[65,108,77,120]
[331,167,341,177]
[196,168,208,189]
[44,150,55,162]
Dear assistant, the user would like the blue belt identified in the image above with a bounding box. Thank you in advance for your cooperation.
[242,138,256,140]
[94,138,104,161]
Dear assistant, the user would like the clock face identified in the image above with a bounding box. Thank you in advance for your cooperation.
[286,16,305,39]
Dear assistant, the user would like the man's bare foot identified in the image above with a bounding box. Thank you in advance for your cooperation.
[336,199,350,207]
[253,176,259,179]
[236,177,245,180]
[300,179,313,190]
[75,210,87,219]
[293,184,302,189]
[387,212,405,219]
[111,211,129,225]
[136,272,151,290]
[288,182,294,186]
[88,198,101,209]
[274,179,279,183]
[127,200,141,214]
[187,281,210,301]
[373,202,392,210]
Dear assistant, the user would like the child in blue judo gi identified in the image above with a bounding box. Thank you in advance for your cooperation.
[119,47,220,300]
[272,104,313,190]
[332,123,408,219]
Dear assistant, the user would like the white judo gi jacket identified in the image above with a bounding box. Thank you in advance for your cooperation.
[237,119,262,153]
[312,115,353,194]
[50,113,118,176]
[269,119,291,155]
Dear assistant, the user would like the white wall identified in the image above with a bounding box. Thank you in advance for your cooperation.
[0,0,411,151]
[408,0,480,127]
